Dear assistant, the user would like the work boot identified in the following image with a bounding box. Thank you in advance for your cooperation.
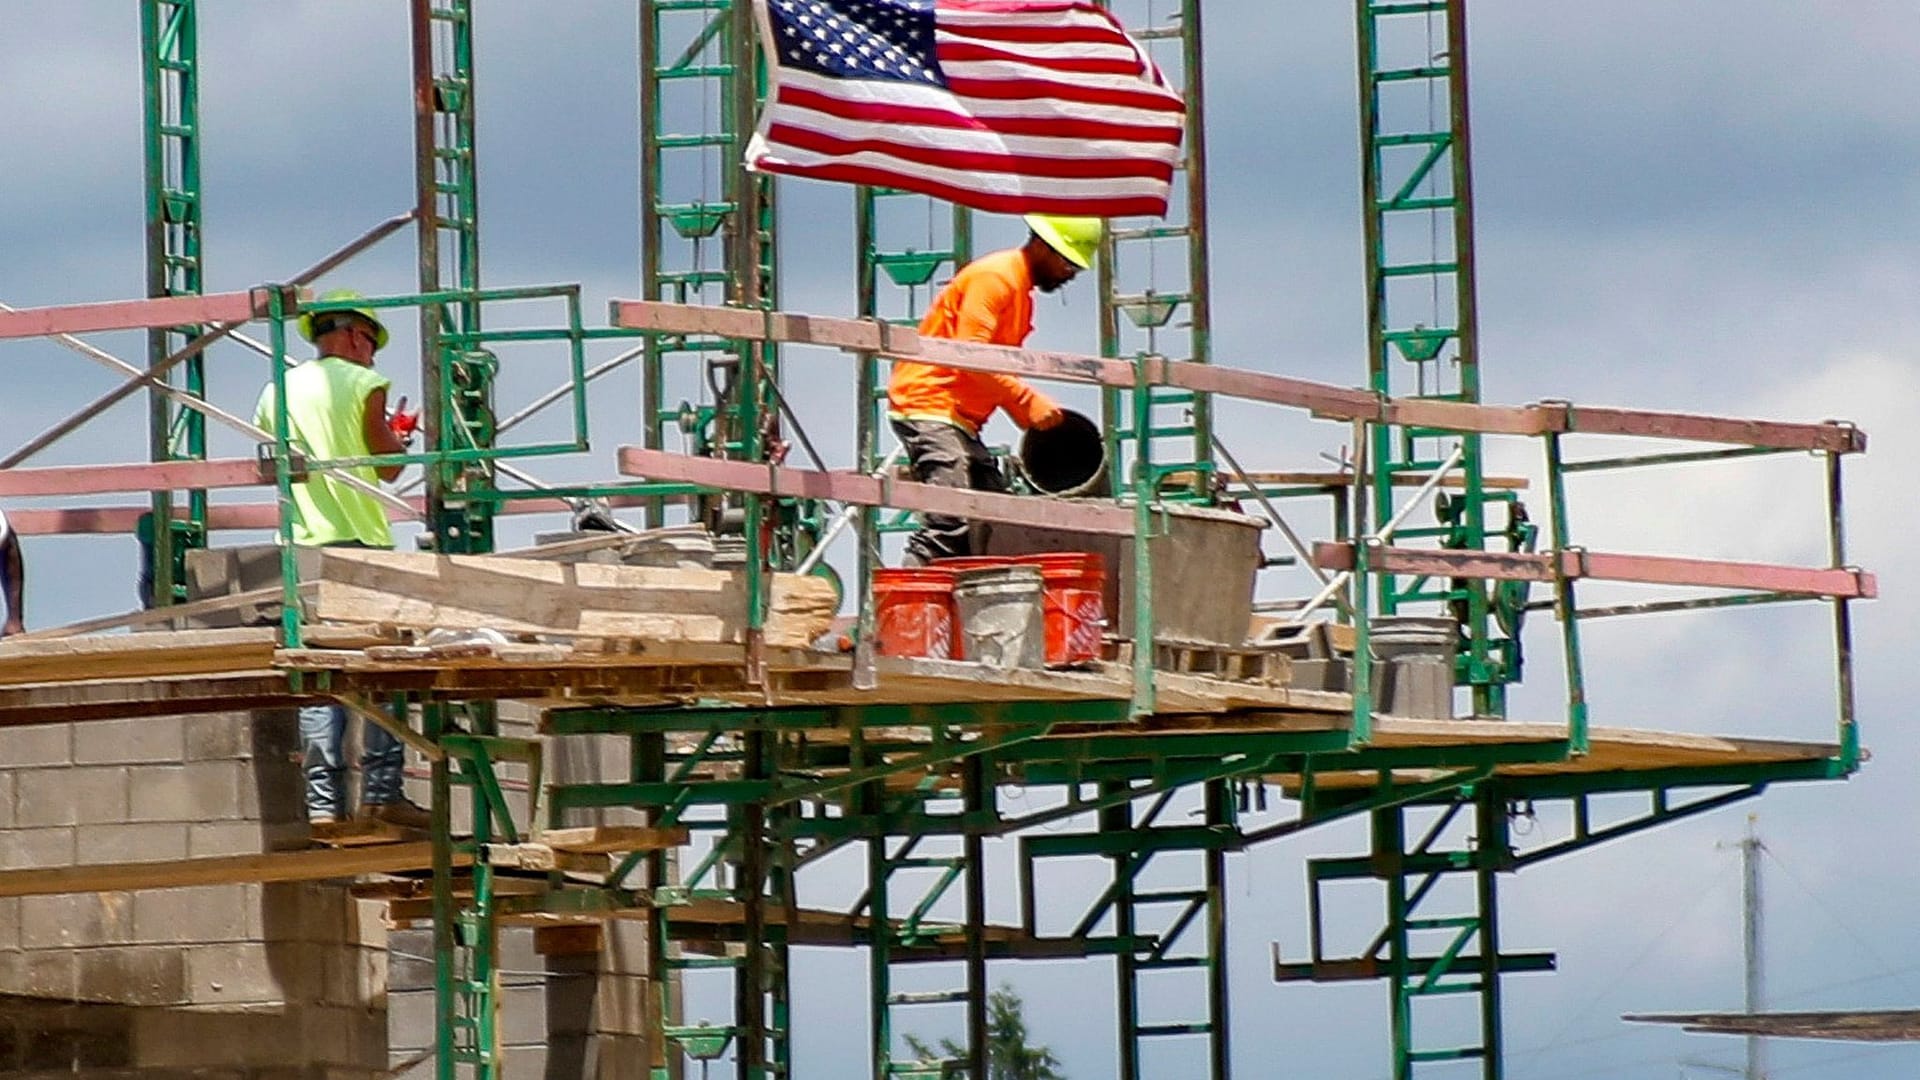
[357,800,432,831]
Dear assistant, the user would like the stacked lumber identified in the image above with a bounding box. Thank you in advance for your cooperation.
[307,547,838,648]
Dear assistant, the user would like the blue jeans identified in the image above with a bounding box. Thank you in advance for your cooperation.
[298,703,405,818]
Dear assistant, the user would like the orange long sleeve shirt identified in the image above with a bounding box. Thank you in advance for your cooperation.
[887,247,1053,435]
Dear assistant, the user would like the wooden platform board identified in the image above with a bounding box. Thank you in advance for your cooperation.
[0,628,1846,799]
[1265,717,1844,789]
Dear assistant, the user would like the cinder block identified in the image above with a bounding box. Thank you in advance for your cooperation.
[341,1003,390,1070]
[187,820,308,857]
[386,986,436,1051]
[75,716,187,766]
[15,767,129,827]
[250,760,308,826]
[184,713,251,761]
[77,822,189,865]
[77,947,189,1006]
[20,1016,133,1070]
[584,1034,654,1080]
[125,766,192,823]
[385,931,437,992]
[128,760,297,826]
[0,724,71,768]
[183,942,289,1005]
[346,898,389,949]
[503,1043,552,1080]
[133,886,250,945]
[249,708,304,764]
[18,950,77,999]
[21,892,137,949]
[0,827,76,869]
[0,772,14,829]
[0,896,18,950]
[544,969,600,1036]
[323,943,389,1007]
[130,1003,286,1068]
[600,920,650,974]
[590,973,653,1037]
[499,983,551,1047]
[255,882,357,945]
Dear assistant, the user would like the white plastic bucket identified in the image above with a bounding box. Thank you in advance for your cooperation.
[952,565,1046,669]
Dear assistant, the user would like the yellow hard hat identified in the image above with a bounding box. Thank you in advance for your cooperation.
[1024,214,1102,270]
[297,289,390,352]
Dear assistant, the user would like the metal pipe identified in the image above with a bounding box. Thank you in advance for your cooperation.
[1212,433,1335,589]
[794,446,903,575]
[392,344,648,499]
[2,210,414,469]
[1290,443,1465,623]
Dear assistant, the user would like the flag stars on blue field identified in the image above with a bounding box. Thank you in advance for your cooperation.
[768,0,945,86]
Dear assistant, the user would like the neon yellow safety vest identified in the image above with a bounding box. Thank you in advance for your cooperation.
[254,355,395,548]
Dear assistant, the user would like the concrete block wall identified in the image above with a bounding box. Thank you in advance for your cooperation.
[0,710,388,1077]
[385,923,656,1080]
[379,704,659,1080]
[1,702,662,1078]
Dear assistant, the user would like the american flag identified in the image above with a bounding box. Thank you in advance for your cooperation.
[745,0,1186,217]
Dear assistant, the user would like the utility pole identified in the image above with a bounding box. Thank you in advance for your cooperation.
[1739,813,1767,1080]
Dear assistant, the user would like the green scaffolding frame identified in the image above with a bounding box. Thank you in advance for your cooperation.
[140,0,207,606]
[82,5,1877,1080]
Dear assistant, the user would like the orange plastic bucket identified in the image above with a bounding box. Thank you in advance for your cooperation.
[873,568,958,659]
[1013,553,1107,665]
[931,556,1014,573]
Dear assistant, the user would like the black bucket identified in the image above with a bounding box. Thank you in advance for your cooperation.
[1019,409,1109,497]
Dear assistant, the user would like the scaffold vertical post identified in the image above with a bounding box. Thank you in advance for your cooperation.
[1205,780,1233,1080]
[1544,433,1589,752]
[415,0,491,555]
[1129,354,1156,718]
[140,0,207,606]
[1356,0,1512,715]
[1096,0,1215,500]
[1826,450,1859,768]
[964,755,991,1080]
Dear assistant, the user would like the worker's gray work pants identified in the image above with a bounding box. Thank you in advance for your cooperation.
[892,418,1007,566]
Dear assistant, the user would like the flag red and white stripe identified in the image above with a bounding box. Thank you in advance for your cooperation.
[746,0,1186,217]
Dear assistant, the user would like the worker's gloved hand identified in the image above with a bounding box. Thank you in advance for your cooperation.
[387,396,421,446]
[1029,399,1066,430]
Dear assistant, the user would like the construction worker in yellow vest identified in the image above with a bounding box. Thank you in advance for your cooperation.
[254,290,427,829]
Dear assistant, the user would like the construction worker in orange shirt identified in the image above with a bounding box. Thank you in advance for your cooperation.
[888,213,1102,567]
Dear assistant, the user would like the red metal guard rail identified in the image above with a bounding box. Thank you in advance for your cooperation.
[617,447,1135,535]
[0,458,286,499]
[3,493,668,537]
[1313,542,1877,601]
[0,288,303,341]
[609,300,1866,454]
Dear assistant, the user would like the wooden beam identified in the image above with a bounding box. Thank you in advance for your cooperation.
[0,841,470,898]
[536,825,691,854]
[0,628,281,687]
[1313,542,1877,600]
[0,289,292,341]
[11,582,314,641]
[609,299,1865,453]
[336,691,446,762]
[309,546,840,647]
[616,446,1135,535]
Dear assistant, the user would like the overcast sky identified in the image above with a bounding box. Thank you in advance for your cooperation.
[3,3,1919,1078]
